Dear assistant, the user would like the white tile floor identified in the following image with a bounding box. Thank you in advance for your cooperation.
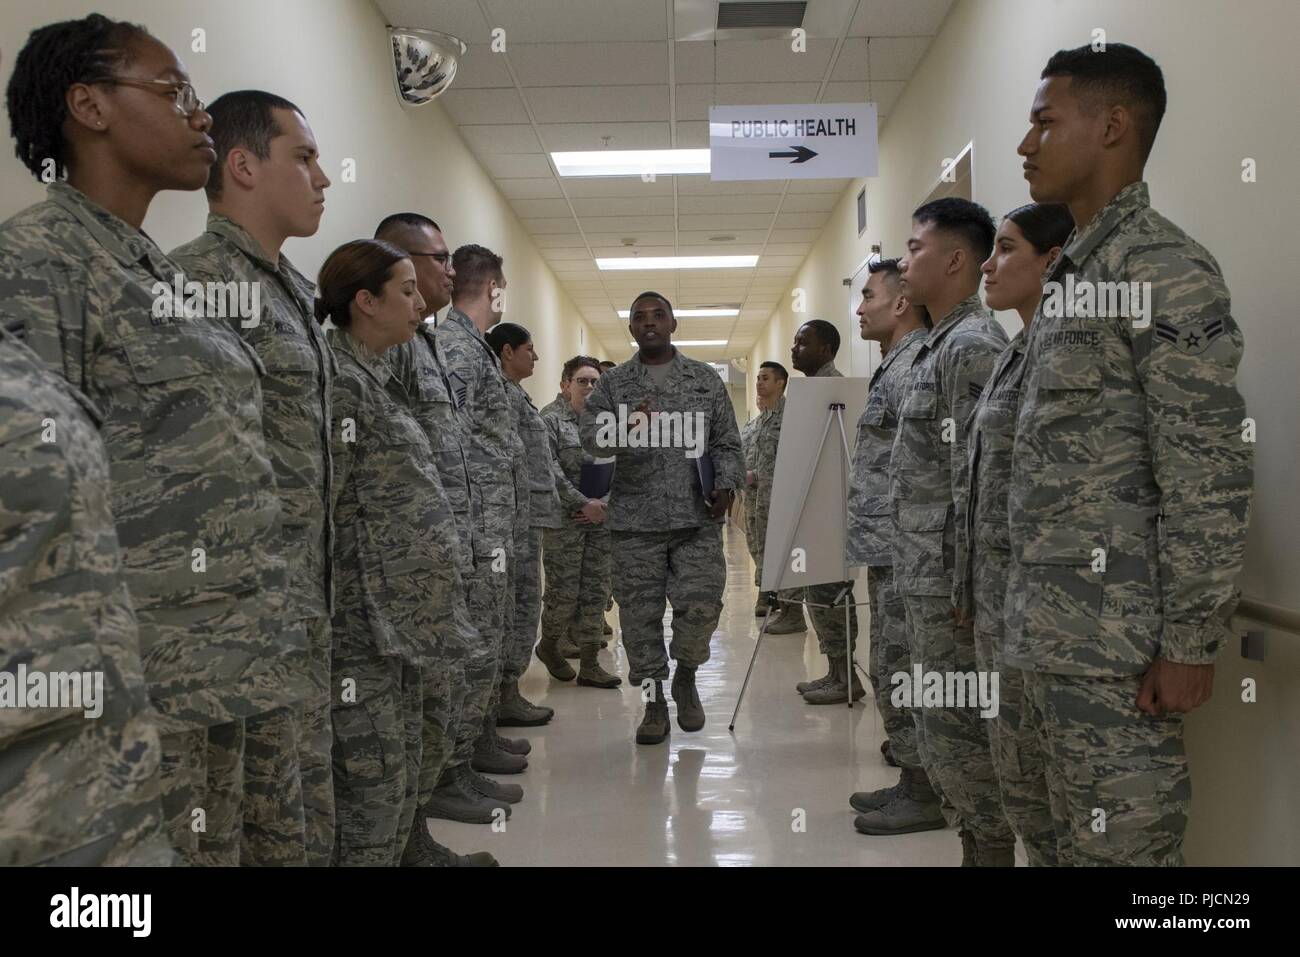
[430,521,967,866]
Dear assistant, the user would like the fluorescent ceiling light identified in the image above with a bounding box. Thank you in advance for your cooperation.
[551,148,710,177]
[617,308,740,318]
[598,255,757,270]
[628,340,728,347]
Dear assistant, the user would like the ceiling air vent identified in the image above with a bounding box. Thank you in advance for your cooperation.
[716,1,807,31]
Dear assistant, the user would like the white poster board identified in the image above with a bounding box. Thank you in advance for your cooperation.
[761,376,869,592]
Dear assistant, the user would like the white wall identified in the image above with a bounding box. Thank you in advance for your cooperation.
[0,0,609,402]
[747,0,1300,864]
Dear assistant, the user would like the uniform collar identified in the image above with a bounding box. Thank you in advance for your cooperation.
[1053,181,1150,278]
[921,293,985,350]
[203,213,315,309]
[46,182,172,277]
[873,326,928,383]
[633,346,685,386]
[812,359,839,378]
[332,327,393,387]
[445,306,485,340]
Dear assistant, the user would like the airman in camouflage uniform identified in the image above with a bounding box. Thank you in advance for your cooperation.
[537,367,621,689]
[325,323,477,865]
[580,293,743,744]
[1006,184,1253,865]
[433,284,528,782]
[0,184,311,863]
[887,203,1014,863]
[172,213,334,867]
[0,328,173,867]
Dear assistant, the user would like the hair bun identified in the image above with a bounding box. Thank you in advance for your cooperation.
[313,297,330,324]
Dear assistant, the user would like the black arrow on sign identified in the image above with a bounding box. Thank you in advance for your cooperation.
[768,145,818,164]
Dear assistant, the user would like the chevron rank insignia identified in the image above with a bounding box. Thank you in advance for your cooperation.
[447,371,468,409]
[1154,317,1226,356]
[968,381,985,401]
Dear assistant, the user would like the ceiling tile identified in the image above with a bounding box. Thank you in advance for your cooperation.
[571,196,677,217]
[832,37,933,82]
[508,41,669,85]
[823,80,905,115]
[495,177,564,199]
[715,38,836,83]
[480,0,669,43]
[676,194,781,214]
[673,40,714,84]
[678,213,774,230]
[532,232,586,247]
[847,0,954,37]
[377,0,490,46]
[522,217,581,233]
[675,82,823,120]
[538,122,670,150]
[780,192,839,213]
[775,211,830,229]
[442,44,516,88]
[438,88,530,125]
[511,198,577,218]
[784,178,852,194]
[459,124,544,153]
[528,85,670,124]
[481,153,555,178]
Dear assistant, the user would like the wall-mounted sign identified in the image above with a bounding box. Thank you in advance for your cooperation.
[709,103,878,181]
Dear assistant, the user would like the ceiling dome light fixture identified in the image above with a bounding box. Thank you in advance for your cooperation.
[388,26,467,106]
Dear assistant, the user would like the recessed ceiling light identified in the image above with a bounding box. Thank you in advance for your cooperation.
[618,308,740,318]
[597,255,757,270]
[628,340,728,347]
[551,149,710,177]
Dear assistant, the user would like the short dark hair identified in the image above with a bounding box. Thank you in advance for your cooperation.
[1004,203,1075,254]
[630,291,673,316]
[486,321,531,357]
[451,244,504,301]
[598,360,616,370]
[563,355,603,381]
[800,319,841,357]
[205,90,305,199]
[375,212,442,243]
[913,197,996,264]
[1042,43,1166,162]
[6,13,152,180]
[868,256,932,328]
[758,360,789,383]
[314,239,409,328]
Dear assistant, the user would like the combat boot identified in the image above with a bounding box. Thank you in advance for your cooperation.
[754,593,772,617]
[853,767,946,835]
[802,655,867,705]
[635,683,670,745]
[881,739,898,767]
[423,765,512,825]
[471,737,528,775]
[496,732,531,756]
[960,829,978,866]
[400,820,498,867]
[766,605,808,635]
[536,637,576,681]
[602,615,614,636]
[464,766,523,804]
[559,636,582,659]
[671,664,705,732]
[576,644,622,688]
[496,678,553,727]
[849,776,903,814]
[795,658,834,695]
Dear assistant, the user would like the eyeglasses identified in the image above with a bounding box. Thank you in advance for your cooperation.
[408,251,452,266]
[86,76,205,116]
[572,377,600,387]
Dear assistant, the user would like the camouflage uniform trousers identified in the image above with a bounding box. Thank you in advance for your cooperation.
[330,645,423,866]
[541,527,612,648]
[2,712,174,866]
[298,614,334,866]
[865,566,919,769]
[611,525,725,686]
[803,581,859,657]
[974,549,1060,866]
[159,722,244,865]
[451,533,513,768]
[902,595,1015,849]
[743,487,800,613]
[1022,670,1189,866]
[503,527,543,679]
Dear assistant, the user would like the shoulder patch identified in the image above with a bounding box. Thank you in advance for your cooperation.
[1154,317,1227,355]
[447,371,468,409]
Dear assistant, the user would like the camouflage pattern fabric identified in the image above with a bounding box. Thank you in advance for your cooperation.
[238,706,307,866]
[329,647,423,867]
[611,525,726,686]
[0,328,171,866]
[579,348,744,531]
[890,293,1010,848]
[1006,182,1253,864]
[431,308,520,765]
[190,719,244,866]
[1023,670,1187,865]
[864,567,918,769]
[958,331,1059,865]
[172,214,335,865]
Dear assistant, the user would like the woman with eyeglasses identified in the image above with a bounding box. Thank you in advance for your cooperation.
[0,14,310,865]
[532,355,622,690]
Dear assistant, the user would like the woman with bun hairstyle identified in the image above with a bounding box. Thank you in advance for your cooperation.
[316,239,480,865]
[957,202,1075,866]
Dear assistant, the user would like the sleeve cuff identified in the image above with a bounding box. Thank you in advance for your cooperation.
[1159,617,1233,666]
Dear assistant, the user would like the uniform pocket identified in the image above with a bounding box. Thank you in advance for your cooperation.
[1010,525,1105,642]
[1033,349,1104,463]
[895,503,952,595]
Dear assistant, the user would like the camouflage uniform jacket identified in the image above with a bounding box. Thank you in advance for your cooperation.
[171,214,336,621]
[0,184,306,732]
[508,380,561,529]
[1005,182,1253,675]
[391,324,475,570]
[326,327,477,665]
[544,401,602,530]
[846,328,927,567]
[579,347,744,532]
[889,294,1008,599]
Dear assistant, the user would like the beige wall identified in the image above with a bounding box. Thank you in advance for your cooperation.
[747,0,1300,864]
[0,0,609,402]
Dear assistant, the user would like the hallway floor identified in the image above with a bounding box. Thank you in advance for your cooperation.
[430,520,977,866]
